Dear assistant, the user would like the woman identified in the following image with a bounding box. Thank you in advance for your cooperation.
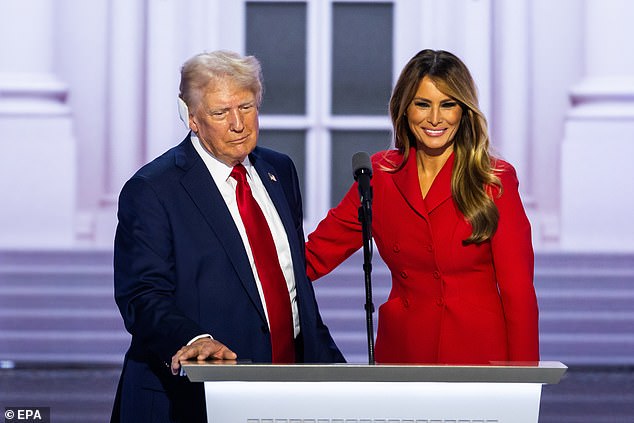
[306,49,539,364]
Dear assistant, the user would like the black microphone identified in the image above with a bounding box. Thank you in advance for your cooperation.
[352,151,373,210]
[351,151,376,364]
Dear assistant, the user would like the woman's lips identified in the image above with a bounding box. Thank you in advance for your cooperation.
[423,128,446,137]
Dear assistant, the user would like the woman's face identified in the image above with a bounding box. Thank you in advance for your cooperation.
[406,76,463,154]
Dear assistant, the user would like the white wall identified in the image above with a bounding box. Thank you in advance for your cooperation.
[0,0,632,251]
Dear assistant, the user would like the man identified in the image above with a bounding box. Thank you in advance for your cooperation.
[111,50,344,423]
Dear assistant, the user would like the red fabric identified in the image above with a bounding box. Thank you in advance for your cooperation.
[232,164,295,363]
[306,149,539,364]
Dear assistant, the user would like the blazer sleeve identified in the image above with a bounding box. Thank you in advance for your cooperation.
[305,182,364,281]
[491,163,540,361]
[114,176,205,363]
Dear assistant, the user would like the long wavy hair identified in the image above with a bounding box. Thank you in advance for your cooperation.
[389,49,501,244]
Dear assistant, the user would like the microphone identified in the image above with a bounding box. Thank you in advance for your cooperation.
[351,151,376,364]
[352,152,373,210]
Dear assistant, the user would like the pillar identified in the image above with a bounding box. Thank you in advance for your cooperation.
[560,0,634,251]
[0,0,76,247]
[93,0,146,244]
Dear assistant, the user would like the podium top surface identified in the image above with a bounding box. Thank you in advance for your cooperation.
[182,360,567,384]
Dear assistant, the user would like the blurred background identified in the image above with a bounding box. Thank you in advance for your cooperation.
[1,0,633,421]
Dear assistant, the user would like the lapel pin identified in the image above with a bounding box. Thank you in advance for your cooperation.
[268,172,277,182]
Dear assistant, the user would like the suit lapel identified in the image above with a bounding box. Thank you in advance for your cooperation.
[423,152,454,214]
[176,137,267,321]
[391,148,429,221]
[391,148,455,219]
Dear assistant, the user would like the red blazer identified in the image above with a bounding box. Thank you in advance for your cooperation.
[306,148,539,364]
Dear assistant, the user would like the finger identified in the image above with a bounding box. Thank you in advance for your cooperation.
[187,339,237,361]
[170,346,199,375]
[195,341,237,360]
[208,345,237,360]
[170,355,181,375]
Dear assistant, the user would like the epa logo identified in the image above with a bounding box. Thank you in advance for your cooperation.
[4,407,50,422]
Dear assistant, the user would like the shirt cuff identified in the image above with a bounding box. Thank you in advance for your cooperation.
[187,334,213,346]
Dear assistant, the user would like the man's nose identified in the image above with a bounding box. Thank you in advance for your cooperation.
[228,109,244,131]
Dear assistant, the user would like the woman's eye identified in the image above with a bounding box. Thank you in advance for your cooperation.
[442,102,458,108]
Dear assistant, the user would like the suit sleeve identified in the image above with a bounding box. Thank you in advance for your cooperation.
[491,163,540,361]
[305,182,364,281]
[114,176,205,363]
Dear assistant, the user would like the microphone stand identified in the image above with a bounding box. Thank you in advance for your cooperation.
[358,189,375,365]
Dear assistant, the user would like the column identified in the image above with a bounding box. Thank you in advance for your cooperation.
[0,0,76,247]
[94,0,146,244]
[560,0,634,251]
[491,0,531,198]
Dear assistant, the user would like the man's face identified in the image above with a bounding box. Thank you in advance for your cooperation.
[189,77,259,166]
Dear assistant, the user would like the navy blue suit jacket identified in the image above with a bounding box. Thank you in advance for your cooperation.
[112,135,344,422]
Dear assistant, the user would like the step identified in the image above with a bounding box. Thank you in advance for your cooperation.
[0,330,129,361]
[0,308,124,331]
[539,310,634,333]
[0,286,115,309]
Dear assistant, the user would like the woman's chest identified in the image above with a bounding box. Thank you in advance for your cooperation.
[372,185,492,274]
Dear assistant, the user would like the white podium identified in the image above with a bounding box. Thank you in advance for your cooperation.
[183,361,566,423]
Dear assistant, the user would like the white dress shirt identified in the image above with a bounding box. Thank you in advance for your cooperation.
[191,133,300,338]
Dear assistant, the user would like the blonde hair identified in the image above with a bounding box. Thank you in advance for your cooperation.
[179,50,263,112]
[389,49,501,243]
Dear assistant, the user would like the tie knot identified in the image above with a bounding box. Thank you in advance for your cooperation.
[231,164,248,183]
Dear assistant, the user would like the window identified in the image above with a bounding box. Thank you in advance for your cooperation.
[246,1,394,228]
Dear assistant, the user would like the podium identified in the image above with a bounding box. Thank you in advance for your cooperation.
[183,361,566,423]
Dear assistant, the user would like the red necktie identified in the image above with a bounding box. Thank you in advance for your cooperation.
[231,164,295,363]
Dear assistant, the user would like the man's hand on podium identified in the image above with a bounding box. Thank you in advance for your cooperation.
[171,337,237,375]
